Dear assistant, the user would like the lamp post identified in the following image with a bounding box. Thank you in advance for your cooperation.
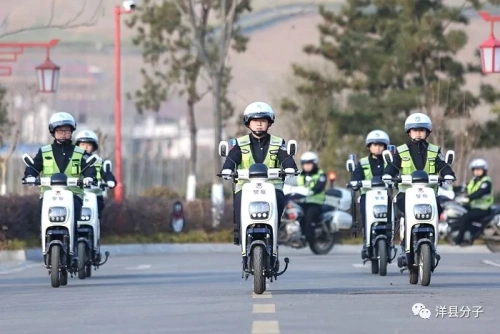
[0,39,61,92]
[478,11,500,74]
[114,5,133,204]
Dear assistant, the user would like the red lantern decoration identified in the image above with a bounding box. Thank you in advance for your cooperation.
[328,171,337,181]
[479,11,500,74]
[36,57,60,93]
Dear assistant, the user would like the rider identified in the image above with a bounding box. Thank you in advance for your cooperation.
[453,158,494,245]
[23,112,97,255]
[350,130,390,259]
[297,151,327,241]
[75,130,117,219]
[220,102,298,245]
[382,113,456,266]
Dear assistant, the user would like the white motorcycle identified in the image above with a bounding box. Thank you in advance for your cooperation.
[382,149,455,286]
[217,140,297,295]
[346,159,397,276]
[77,160,111,279]
[22,153,99,288]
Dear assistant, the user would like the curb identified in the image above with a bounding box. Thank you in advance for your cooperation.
[0,244,492,263]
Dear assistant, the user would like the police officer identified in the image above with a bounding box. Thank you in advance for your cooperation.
[23,112,97,254]
[382,113,455,265]
[351,130,390,259]
[221,102,298,245]
[297,151,327,241]
[453,158,494,245]
[75,130,117,219]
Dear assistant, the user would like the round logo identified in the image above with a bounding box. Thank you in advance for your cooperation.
[415,116,421,122]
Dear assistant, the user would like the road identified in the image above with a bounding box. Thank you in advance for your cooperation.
[0,248,499,334]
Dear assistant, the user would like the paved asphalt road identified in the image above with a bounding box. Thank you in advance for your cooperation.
[0,248,499,334]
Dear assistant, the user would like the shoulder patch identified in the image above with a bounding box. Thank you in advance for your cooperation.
[319,175,326,182]
[481,182,488,189]
[438,152,444,160]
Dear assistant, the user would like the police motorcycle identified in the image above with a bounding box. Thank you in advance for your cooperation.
[21,153,99,288]
[76,160,111,279]
[217,140,297,295]
[345,157,397,276]
[280,176,352,255]
[382,149,455,286]
[439,190,500,253]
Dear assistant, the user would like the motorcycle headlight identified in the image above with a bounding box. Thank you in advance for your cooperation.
[249,201,270,220]
[49,207,67,223]
[414,204,433,220]
[80,207,92,221]
[372,205,387,219]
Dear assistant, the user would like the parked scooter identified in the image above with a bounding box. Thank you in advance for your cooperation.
[77,160,111,279]
[281,176,352,254]
[217,140,297,294]
[346,158,397,276]
[21,153,99,288]
[382,149,455,286]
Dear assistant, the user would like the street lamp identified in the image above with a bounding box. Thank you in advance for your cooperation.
[114,1,135,204]
[478,11,500,74]
[0,39,60,93]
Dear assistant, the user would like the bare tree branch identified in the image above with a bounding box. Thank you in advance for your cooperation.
[0,0,105,39]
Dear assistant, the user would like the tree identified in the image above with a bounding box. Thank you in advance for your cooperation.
[0,0,105,38]
[281,1,500,183]
[0,85,19,195]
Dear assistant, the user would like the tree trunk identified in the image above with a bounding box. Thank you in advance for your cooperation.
[186,100,198,201]
[211,74,224,228]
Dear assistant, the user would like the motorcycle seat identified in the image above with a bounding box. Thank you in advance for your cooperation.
[321,205,335,212]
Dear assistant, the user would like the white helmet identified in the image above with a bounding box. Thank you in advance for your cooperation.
[365,130,390,147]
[300,151,318,165]
[75,130,99,150]
[243,102,275,126]
[469,158,488,171]
[48,112,76,135]
[404,112,432,133]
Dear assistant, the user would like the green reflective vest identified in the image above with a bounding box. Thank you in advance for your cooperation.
[297,170,326,204]
[86,160,103,196]
[397,143,439,192]
[41,145,85,196]
[235,134,283,193]
[359,156,387,195]
[466,176,494,210]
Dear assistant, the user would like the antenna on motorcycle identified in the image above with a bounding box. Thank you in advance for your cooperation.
[22,153,40,175]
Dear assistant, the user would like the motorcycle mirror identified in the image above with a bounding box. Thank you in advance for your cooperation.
[382,150,393,164]
[348,154,356,165]
[218,141,229,157]
[287,140,297,156]
[445,150,455,165]
[103,160,112,173]
[346,159,355,173]
[22,153,35,168]
[328,171,337,181]
[85,154,99,167]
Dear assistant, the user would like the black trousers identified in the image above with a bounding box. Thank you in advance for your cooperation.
[97,195,105,219]
[298,203,323,240]
[40,194,82,252]
[233,189,285,245]
[455,208,491,243]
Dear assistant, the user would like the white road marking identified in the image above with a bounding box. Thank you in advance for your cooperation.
[251,320,280,334]
[482,260,500,268]
[124,264,151,270]
[253,304,276,313]
[352,263,397,268]
[253,291,272,298]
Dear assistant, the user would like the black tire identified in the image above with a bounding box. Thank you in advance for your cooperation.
[61,270,68,286]
[309,236,335,255]
[50,245,61,288]
[377,239,388,276]
[485,240,500,253]
[419,244,432,286]
[371,259,379,274]
[78,242,88,280]
[252,246,266,295]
